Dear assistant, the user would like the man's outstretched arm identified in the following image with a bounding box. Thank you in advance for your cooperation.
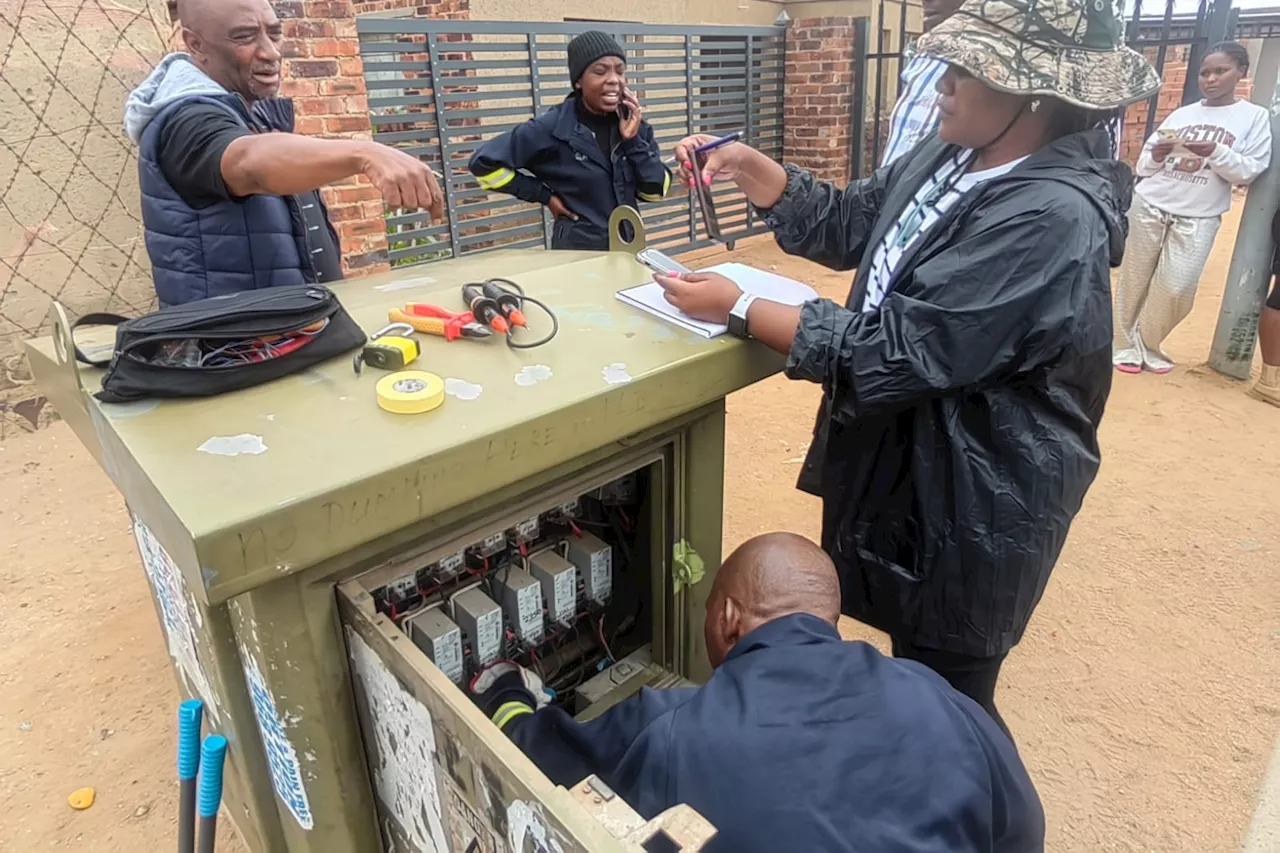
[222,133,444,218]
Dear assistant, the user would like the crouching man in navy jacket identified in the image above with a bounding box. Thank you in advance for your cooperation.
[125,0,444,307]
[471,532,1045,853]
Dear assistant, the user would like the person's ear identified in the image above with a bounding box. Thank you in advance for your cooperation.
[721,596,745,648]
[183,27,203,59]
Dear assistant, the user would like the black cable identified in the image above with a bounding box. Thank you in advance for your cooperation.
[485,277,559,350]
[507,293,558,349]
[487,549,514,604]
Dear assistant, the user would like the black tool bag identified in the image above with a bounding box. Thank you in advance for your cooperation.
[74,286,366,404]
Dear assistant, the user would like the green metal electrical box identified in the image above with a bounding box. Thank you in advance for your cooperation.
[24,220,781,852]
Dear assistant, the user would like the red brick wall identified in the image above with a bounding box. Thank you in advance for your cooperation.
[783,17,857,186]
[273,0,468,276]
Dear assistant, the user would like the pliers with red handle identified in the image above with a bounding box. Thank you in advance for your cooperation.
[389,304,493,341]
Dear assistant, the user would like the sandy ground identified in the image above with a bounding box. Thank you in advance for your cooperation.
[1,202,1278,852]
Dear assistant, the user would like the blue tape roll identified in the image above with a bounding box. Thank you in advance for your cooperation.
[197,735,228,818]
[178,700,204,781]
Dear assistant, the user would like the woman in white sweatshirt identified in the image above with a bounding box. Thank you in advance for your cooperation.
[1113,42,1272,374]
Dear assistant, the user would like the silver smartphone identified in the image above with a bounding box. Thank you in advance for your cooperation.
[636,248,692,276]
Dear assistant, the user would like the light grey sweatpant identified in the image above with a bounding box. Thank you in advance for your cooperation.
[1113,193,1222,370]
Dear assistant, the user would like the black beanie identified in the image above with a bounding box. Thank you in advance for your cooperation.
[567,31,625,85]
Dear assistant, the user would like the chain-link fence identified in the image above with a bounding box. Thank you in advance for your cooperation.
[0,0,169,438]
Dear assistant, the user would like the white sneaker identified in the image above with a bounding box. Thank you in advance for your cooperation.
[1249,364,1280,407]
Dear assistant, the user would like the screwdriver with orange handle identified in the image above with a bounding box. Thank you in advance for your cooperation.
[461,282,508,335]
[462,278,531,335]
[459,277,558,350]
[485,279,527,330]
[389,304,492,341]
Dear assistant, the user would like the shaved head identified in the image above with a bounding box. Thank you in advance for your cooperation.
[178,0,283,103]
[175,0,215,34]
[703,533,841,667]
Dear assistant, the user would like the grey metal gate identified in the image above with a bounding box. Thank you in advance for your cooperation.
[851,0,1236,178]
[355,19,785,266]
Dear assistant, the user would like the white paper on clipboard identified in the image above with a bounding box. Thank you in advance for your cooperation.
[616,262,819,338]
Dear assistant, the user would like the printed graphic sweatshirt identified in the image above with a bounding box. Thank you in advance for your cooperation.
[1135,99,1272,218]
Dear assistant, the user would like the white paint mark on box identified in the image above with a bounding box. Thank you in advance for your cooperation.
[601,363,632,385]
[444,378,483,400]
[197,434,267,456]
[514,364,553,386]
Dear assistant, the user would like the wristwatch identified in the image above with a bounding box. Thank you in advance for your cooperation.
[727,292,758,339]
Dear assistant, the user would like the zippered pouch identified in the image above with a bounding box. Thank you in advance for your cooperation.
[73,285,366,403]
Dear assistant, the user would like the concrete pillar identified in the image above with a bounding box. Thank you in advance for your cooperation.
[1207,78,1280,378]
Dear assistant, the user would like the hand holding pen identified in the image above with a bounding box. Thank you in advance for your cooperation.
[669,132,743,187]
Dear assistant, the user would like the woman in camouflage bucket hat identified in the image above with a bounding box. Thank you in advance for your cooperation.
[916,0,1160,110]
[653,0,1158,736]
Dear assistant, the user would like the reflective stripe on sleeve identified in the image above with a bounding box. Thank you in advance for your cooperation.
[491,700,534,731]
[637,170,671,202]
[477,168,516,190]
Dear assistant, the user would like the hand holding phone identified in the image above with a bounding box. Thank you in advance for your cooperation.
[636,248,692,276]
[618,88,642,139]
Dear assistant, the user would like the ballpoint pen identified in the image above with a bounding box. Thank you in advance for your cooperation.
[665,131,743,169]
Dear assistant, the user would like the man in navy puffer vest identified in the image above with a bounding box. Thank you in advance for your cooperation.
[124,0,443,307]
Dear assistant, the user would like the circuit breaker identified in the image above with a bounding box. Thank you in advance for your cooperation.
[529,549,578,626]
[351,464,668,722]
[568,531,614,606]
[498,567,545,645]
[451,587,503,668]
[405,606,464,685]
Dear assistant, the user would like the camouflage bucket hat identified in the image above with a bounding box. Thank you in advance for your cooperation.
[915,0,1161,110]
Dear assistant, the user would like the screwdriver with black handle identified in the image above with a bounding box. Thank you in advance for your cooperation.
[483,279,526,329]
[461,282,509,335]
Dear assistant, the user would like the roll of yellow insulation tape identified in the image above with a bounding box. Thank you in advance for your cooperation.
[376,370,445,415]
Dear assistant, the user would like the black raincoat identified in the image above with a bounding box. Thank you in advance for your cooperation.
[765,128,1126,658]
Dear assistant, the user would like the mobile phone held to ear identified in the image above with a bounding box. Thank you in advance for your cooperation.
[617,101,631,121]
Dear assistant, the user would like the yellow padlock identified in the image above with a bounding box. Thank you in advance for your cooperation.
[353,323,420,374]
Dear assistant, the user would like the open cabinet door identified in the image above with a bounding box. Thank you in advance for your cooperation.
[334,437,722,853]
[340,585,608,853]
[339,585,716,853]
